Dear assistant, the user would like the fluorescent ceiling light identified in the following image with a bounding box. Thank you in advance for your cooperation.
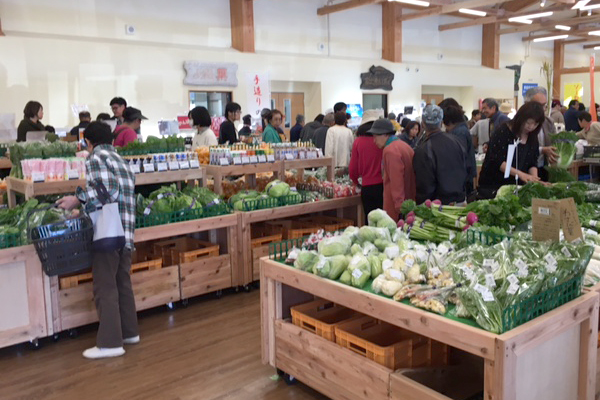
[582,4,600,10]
[389,0,430,6]
[555,25,572,31]
[510,18,533,24]
[573,0,591,9]
[533,35,569,42]
[511,11,553,20]
[459,8,487,17]
[595,46,600,49]
[589,30,600,35]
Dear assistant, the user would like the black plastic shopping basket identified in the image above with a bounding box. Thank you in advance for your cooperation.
[28,206,94,276]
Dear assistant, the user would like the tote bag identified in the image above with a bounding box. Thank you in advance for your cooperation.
[88,180,126,252]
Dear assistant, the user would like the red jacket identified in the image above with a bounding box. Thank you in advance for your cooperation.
[349,136,383,187]
[383,140,416,221]
[114,126,137,148]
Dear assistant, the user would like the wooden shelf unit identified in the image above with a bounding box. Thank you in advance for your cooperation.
[203,162,283,195]
[283,157,334,182]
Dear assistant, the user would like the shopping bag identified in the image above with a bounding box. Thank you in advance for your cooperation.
[88,180,125,252]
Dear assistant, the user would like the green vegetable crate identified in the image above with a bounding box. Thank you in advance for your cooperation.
[0,232,22,250]
[136,203,230,229]
[466,229,510,246]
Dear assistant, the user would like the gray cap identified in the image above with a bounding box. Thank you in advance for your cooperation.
[423,105,443,126]
[367,119,395,135]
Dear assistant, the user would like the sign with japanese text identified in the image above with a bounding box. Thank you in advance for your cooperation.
[246,73,271,119]
[177,115,192,130]
[183,62,238,87]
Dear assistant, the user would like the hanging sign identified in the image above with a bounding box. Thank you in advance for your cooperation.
[522,83,538,98]
[183,62,238,87]
[246,73,271,119]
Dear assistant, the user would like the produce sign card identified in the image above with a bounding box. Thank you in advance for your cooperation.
[532,198,561,242]
[559,198,583,243]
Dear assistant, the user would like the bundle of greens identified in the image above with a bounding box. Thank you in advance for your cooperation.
[8,142,78,179]
[549,131,579,169]
[462,195,530,231]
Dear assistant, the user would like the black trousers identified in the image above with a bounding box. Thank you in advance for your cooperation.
[360,183,384,218]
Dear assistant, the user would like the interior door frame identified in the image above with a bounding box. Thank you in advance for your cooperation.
[362,93,389,117]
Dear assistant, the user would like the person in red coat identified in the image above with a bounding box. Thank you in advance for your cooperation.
[369,119,416,222]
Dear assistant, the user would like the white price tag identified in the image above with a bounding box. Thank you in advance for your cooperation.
[492,261,500,273]
[299,152,306,159]
[267,154,276,162]
[546,263,557,273]
[507,274,519,286]
[483,259,495,269]
[544,254,557,266]
[250,156,259,164]
[168,161,179,171]
[561,247,572,258]
[179,161,190,170]
[189,160,200,169]
[482,290,495,302]
[157,162,168,172]
[67,170,79,180]
[416,250,427,262]
[437,244,449,255]
[538,207,550,216]
[284,153,294,160]
[32,172,45,182]
[507,284,519,295]
[131,164,141,174]
[219,158,230,166]
[515,259,527,270]
[143,163,155,173]
[430,267,442,278]
[517,266,528,277]
[460,266,475,280]
[352,269,363,279]
[382,260,393,271]
[233,157,242,165]
[389,269,404,280]
[241,156,250,164]
[474,283,487,294]
[405,257,415,267]
[258,155,267,163]
[485,273,496,288]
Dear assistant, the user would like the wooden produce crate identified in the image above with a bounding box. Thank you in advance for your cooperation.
[297,215,354,233]
[291,298,361,342]
[155,236,231,299]
[251,224,283,281]
[335,316,433,370]
[265,219,321,240]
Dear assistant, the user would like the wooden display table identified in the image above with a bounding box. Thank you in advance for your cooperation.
[239,196,363,286]
[283,157,334,182]
[204,162,283,195]
[261,259,599,400]
[6,168,205,208]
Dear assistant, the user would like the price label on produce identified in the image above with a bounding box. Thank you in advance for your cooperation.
[157,162,168,172]
[32,172,45,182]
[430,267,442,277]
[267,155,275,162]
[233,157,242,165]
[179,161,190,170]
[241,156,250,165]
[219,158,230,166]
[143,163,155,173]
[131,164,141,174]
[168,161,179,171]
[258,155,267,163]
[308,151,317,159]
[284,153,294,161]
[250,156,259,164]
[189,160,200,169]
[67,170,79,180]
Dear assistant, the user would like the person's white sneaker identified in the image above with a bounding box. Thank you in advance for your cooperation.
[123,336,140,345]
[82,346,125,359]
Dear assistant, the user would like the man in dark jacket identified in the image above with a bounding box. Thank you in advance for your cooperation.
[290,114,304,142]
[565,100,581,132]
[413,105,467,205]
[442,106,476,196]
[312,113,334,154]
[301,114,324,142]
[70,111,91,139]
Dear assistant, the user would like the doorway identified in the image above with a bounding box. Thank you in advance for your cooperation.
[271,92,305,140]
[363,94,388,116]
[422,94,444,106]
[189,91,232,117]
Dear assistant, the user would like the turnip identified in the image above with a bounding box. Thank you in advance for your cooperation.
[466,212,479,226]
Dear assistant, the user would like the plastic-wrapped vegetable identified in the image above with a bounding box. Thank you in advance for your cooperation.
[382,280,403,297]
[318,235,352,257]
[372,275,387,294]
[384,244,400,260]
[357,226,391,244]
[384,268,405,283]
[368,208,397,236]
[351,244,363,255]
[368,254,383,278]
[312,255,331,277]
[348,254,371,288]
[374,238,391,252]
[293,250,320,272]
[339,270,352,285]
[327,255,349,280]
[265,180,291,198]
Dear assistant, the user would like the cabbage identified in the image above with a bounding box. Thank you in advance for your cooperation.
[550,131,579,169]
[328,255,350,280]
[294,250,319,271]
[367,209,388,225]
[368,208,397,236]
[357,226,391,244]
[348,254,371,288]
[266,180,291,198]
[318,236,352,257]
[342,226,360,241]
[368,255,383,277]
[351,244,363,255]
[339,270,352,285]
[312,255,331,277]
[374,238,391,252]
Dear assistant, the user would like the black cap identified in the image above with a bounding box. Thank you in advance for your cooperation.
[123,107,148,121]
[367,119,395,135]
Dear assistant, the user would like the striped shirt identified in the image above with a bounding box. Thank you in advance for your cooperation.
[76,144,136,248]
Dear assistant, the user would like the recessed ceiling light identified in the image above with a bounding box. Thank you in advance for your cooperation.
[389,0,430,6]
[555,25,572,31]
[594,46,600,49]
[589,30,600,36]
[533,34,569,42]
[459,8,487,17]
[573,0,591,9]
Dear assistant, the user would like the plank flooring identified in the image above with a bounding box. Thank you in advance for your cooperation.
[0,290,328,400]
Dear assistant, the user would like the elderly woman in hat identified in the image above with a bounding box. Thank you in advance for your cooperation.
[369,118,416,221]
[349,110,385,216]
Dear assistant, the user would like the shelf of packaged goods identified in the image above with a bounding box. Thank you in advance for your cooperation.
[261,258,599,400]
[133,168,205,186]
[283,157,334,182]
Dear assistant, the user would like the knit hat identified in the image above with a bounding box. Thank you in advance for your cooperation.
[423,105,443,126]
[367,119,395,135]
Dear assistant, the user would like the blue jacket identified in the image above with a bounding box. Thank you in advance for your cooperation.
[290,123,303,142]
[564,108,580,132]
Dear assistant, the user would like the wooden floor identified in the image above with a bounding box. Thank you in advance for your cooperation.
[0,290,328,400]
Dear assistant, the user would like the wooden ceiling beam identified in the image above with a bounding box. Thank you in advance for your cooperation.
[482,22,500,69]
[230,0,254,53]
[382,1,402,63]
[583,42,600,48]
[522,26,600,41]
[498,14,600,34]
[400,0,512,22]
[502,0,540,12]
[317,0,382,15]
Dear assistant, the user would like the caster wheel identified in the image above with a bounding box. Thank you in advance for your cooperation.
[235,286,240,293]
[276,368,285,377]
[216,290,223,299]
[244,285,251,293]
[68,329,78,339]
[283,373,296,386]
[181,299,189,308]
[166,302,174,310]
[52,334,60,342]
[30,339,41,350]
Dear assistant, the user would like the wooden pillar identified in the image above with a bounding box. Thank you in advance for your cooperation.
[0,18,4,36]
[553,41,564,100]
[382,2,402,63]
[230,0,254,53]
[482,23,499,69]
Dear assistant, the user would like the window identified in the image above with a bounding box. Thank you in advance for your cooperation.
[363,94,388,117]
[189,91,232,117]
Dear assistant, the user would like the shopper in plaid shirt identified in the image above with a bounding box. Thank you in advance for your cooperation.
[58,121,138,360]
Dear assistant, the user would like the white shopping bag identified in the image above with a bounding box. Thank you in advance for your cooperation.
[88,180,125,252]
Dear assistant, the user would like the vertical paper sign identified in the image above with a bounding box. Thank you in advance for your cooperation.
[246,73,271,120]
[560,198,583,243]
[532,198,561,242]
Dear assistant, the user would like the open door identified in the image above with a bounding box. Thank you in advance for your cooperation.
[271,92,305,141]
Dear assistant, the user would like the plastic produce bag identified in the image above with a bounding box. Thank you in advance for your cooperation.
[318,235,352,257]
[327,255,350,280]
[293,250,320,272]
